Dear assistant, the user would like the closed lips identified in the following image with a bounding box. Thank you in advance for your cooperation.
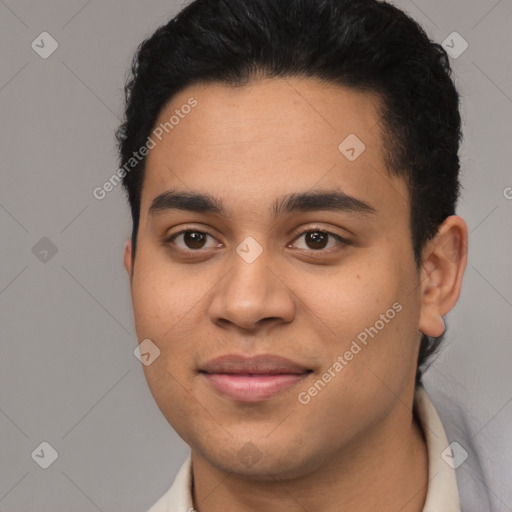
[199,354,313,375]
[199,355,313,402]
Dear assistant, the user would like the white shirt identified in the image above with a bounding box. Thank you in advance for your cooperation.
[147,384,461,511]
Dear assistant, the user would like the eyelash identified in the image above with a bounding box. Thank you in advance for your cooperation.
[163,226,352,256]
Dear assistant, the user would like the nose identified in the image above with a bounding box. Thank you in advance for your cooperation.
[208,244,296,332]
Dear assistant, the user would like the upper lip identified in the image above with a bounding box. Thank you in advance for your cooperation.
[200,354,312,375]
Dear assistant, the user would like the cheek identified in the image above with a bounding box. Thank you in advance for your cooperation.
[130,247,217,386]
[293,260,397,340]
[301,255,416,377]
[331,265,421,389]
[131,254,204,436]
[131,247,195,340]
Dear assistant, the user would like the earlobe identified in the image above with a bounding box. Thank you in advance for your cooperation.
[418,216,468,338]
[123,239,133,279]
[419,310,446,338]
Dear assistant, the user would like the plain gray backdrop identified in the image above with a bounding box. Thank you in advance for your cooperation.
[0,0,511,510]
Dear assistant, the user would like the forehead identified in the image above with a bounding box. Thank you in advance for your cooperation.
[140,77,409,222]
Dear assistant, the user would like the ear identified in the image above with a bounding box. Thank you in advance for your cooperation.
[418,216,468,338]
[123,239,134,281]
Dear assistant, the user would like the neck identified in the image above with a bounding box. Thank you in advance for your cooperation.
[191,388,428,512]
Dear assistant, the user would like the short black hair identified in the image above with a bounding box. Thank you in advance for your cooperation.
[116,0,463,384]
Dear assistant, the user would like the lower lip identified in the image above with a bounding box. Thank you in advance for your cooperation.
[202,372,310,402]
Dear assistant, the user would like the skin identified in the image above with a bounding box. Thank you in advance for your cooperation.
[123,77,468,511]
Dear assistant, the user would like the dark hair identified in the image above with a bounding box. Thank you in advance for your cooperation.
[116,0,463,383]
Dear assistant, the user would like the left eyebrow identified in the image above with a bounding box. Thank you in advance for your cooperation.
[148,188,377,217]
[273,190,376,217]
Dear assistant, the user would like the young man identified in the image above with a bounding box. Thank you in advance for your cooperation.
[117,0,481,510]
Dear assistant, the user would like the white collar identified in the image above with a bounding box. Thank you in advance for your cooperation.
[147,384,460,511]
[414,384,461,511]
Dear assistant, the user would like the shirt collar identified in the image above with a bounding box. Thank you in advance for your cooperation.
[414,384,461,511]
[147,384,460,511]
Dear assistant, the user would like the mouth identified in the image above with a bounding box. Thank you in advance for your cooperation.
[199,354,313,402]
[200,372,313,402]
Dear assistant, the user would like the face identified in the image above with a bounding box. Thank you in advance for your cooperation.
[125,77,430,479]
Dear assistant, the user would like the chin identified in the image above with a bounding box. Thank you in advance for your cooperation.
[199,441,324,481]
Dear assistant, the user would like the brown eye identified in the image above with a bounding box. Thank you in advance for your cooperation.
[304,231,329,250]
[291,229,351,252]
[167,230,219,251]
[182,231,208,249]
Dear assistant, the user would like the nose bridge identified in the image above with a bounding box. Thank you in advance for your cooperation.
[209,237,295,329]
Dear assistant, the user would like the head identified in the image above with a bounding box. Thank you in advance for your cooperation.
[117,0,467,478]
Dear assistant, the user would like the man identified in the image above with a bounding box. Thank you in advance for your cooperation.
[116,0,488,510]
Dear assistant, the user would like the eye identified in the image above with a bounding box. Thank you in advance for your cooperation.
[163,227,351,256]
[290,228,351,252]
[165,230,221,251]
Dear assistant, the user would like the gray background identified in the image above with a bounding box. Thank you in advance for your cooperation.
[0,0,510,510]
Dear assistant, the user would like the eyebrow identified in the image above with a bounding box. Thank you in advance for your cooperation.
[148,188,376,218]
